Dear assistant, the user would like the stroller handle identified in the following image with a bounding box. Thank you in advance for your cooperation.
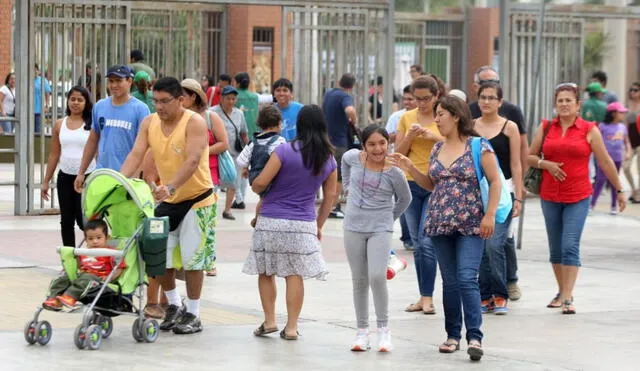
[56,247,124,258]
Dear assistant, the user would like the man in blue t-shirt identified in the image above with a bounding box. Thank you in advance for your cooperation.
[34,64,51,134]
[74,65,150,193]
[322,73,358,218]
[272,78,303,142]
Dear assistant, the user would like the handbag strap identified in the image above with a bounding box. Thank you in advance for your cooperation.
[221,107,241,142]
[539,119,550,157]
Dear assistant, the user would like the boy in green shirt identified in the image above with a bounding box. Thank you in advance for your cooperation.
[234,72,259,139]
[581,82,607,123]
[132,71,155,113]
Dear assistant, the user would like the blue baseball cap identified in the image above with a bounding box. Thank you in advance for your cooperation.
[106,65,133,79]
[221,85,238,96]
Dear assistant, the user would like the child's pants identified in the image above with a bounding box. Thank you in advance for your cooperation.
[591,161,622,209]
[48,272,103,299]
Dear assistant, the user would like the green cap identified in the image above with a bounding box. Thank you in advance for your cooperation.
[133,70,150,83]
[586,82,605,94]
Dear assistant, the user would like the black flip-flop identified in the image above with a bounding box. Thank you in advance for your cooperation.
[279,328,300,340]
[253,323,278,337]
[438,341,460,353]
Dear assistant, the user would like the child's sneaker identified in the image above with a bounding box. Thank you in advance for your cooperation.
[481,299,494,314]
[350,329,370,351]
[57,294,81,310]
[42,297,62,311]
[493,297,508,315]
[610,207,618,215]
[377,327,393,352]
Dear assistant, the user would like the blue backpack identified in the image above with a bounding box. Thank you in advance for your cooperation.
[470,137,513,224]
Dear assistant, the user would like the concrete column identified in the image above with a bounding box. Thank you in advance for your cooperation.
[602,0,627,99]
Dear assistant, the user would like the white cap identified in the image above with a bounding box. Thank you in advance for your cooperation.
[449,89,467,102]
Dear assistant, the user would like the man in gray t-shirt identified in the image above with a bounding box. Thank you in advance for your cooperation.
[210,86,249,220]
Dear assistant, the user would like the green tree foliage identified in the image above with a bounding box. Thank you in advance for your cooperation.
[583,31,608,70]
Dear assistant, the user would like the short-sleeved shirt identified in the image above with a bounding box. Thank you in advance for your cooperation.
[34,76,51,114]
[236,89,259,139]
[0,85,15,115]
[581,98,606,123]
[132,90,156,113]
[79,249,126,278]
[385,108,406,134]
[260,142,337,222]
[599,122,628,162]
[322,88,354,148]
[211,105,248,158]
[540,117,595,204]
[92,96,150,170]
[425,138,492,237]
[396,108,440,181]
[277,101,303,141]
[469,100,526,134]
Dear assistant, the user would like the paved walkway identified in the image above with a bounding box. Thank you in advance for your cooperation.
[0,166,639,370]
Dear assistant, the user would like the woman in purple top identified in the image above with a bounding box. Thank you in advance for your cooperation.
[390,96,502,361]
[590,102,633,214]
[242,104,338,340]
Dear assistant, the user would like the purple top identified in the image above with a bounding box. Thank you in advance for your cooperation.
[598,122,628,162]
[425,138,493,236]
[260,142,337,222]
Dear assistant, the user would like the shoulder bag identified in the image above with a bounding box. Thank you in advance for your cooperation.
[523,120,550,195]
[206,112,237,184]
[220,108,245,153]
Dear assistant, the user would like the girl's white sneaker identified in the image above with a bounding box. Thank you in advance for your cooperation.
[377,327,393,352]
[350,329,370,351]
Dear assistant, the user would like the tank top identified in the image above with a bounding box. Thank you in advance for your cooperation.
[487,119,512,179]
[59,117,95,175]
[147,110,215,207]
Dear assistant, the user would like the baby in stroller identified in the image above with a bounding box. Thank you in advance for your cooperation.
[42,219,126,311]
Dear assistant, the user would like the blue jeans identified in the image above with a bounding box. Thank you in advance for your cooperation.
[1,120,12,134]
[540,197,590,267]
[432,233,484,343]
[479,216,512,300]
[505,236,518,283]
[34,114,41,134]
[405,181,436,297]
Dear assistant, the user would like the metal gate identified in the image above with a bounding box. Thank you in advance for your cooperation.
[13,0,226,215]
[281,4,394,126]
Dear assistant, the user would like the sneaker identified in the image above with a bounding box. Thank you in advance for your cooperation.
[493,297,508,315]
[42,297,62,311]
[231,201,246,210]
[57,294,81,310]
[222,211,236,220]
[507,282,521,301]
[350,329,370,351]
[328,208,345,219]
[377,327,393,352]
[172,312,203,334]
[480,299,494,314]
[160,304,185,331]
[610,207,618,215]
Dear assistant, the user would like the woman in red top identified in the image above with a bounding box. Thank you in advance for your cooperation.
[527,83,626,315]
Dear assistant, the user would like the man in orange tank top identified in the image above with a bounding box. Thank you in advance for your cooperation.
[121,77,216,335]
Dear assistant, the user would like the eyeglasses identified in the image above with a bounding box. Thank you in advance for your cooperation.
[479,79,500,84]
[152,97,176,105]
[630,88,640,93]
[414,94,434,102]
[479,95,499,102]
[555,82,578,91]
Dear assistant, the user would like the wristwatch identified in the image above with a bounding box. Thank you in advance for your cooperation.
[167,184,177,196]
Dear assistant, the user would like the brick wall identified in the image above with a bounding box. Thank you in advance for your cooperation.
[0,0,14,80]
[466,7,499,99]
[226,4,285,90]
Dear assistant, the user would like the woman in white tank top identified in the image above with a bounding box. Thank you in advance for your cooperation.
[42,86,96,247]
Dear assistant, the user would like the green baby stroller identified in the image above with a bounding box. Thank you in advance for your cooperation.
[24,169,169,350]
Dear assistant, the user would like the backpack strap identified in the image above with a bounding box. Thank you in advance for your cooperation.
[470,137,484,182]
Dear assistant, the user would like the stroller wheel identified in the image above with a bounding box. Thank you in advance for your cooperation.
[96,316,113,339]
[132,318,144,343]
[86,325,103,350]
[24,320,37,345]
[35,321,52,346]
[142,319,159,343]
[74,325,87,350]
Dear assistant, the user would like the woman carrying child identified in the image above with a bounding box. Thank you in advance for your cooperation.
[342,125,411,352]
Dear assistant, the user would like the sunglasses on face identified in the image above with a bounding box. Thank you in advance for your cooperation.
[555,82,578,90]
[479,79,500,84]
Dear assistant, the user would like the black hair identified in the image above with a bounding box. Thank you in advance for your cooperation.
[478,81,503,100]
[272,78,294,93]
[84,219,109,236]
[183,87,206,110]
[154,77,184,98]
[201,74,214,87]
[339,73,356,90]
[376,76,383,86]
[402,84,412,94]
[361,124,390,145]
[294,104,334,176]
[603,110,615,124]
[219,74,232,83]
[66,86,93,130]
[4,72,14,85]
[434,95,479,139]
[35,64,39,70]
[411,75,439,97]
[257,105,282,130]
[591,70,607,86]
[410,64,423,74]
[130,49,144,62]
[234,72,250,89]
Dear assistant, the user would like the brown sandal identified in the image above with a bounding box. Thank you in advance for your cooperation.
[438,340,460,353]
[423,304,436,315]
[405,303,423,312]
[253,323,278,337]
[279,327,300,340]
[561,300,576,315]
[546,294,562,308]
